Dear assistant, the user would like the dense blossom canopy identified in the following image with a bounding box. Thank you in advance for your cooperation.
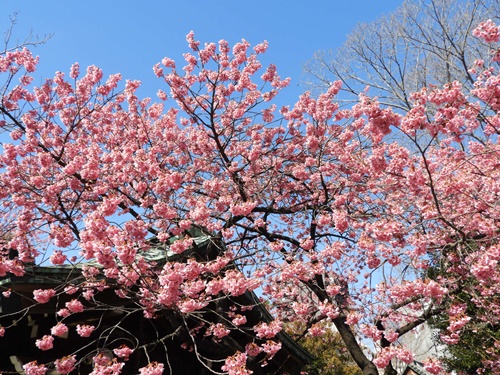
[1,21,500,375]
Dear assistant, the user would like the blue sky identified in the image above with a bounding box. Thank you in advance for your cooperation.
[2,0,400,102]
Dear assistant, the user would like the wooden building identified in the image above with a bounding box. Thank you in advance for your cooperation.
[0,233,312,374]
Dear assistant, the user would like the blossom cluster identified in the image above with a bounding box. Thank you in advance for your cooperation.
[1,23,500,375]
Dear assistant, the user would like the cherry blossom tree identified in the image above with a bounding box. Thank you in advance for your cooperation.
[1,20,500,375]
[304,0,499,110]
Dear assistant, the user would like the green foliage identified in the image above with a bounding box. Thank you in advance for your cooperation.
[426,241,500,374]
[445,330,499,374]
[432,298,500,374]
[286,322,362,375]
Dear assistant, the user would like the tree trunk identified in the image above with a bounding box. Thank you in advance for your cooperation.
[333,316,379,375]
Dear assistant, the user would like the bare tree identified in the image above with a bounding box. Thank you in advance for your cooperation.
[2,12,52,54]
[304,0,500,111]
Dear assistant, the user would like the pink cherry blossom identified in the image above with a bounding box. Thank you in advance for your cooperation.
[210,323,231,338]
[90,360,124,375]
[3,25,500,375]
[473,19,500,43]
[35,335,54,351]
[50,250,67,265]
[232,314,247,326]
[51,322,69,337]
[396,348,414,365]
[139,362,164,375]
[440,332,460,345]
[57,308,71,318]
[384,331,399,343]
[23,361,48,375]
[373,347,396,369]
[308,324,326,337]
[64,285,79,295]
[66,299,84,313]
[54,355,76,374]
[221,352,251,375]
[261,340,282,360]
[254,321,282,339]
[76,324,95,337]
[245,342,261,357]
[113,345,134,360]
[424,359,444,375]
[33,289,56,304]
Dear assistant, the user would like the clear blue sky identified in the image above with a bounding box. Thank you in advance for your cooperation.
[1,0,400,105]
